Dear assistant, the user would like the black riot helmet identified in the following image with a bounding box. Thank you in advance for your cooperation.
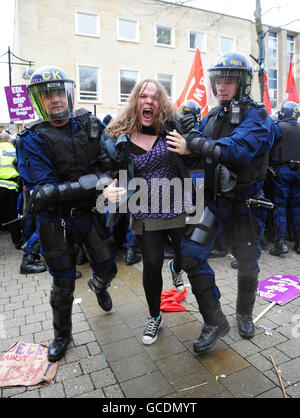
[208,52,253,103]
[27,66,75,122]
[179,100,202,123]
[278,100,300,121]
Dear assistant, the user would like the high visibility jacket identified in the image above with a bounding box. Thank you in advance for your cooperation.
[0,142,19,191]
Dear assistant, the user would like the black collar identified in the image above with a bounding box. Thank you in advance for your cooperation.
[140,125,156,135]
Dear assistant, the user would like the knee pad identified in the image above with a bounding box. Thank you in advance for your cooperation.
[40,220,75,270]
[83,218,115,265]
[181,256,202,278]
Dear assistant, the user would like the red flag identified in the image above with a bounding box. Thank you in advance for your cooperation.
[286,58,299,103]
[263,72,272,115]
[176,48,208,117]
[160,287,187,311]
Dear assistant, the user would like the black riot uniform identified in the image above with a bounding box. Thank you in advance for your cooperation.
[269,101,300,255]
[16,67,117,362]
[170,53,274,353]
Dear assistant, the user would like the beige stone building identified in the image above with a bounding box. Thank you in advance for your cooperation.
[12,0,300,119]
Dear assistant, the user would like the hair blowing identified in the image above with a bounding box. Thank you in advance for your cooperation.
[107,79,176,140]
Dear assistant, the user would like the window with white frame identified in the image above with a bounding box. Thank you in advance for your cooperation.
[189,31,206,51]
[75,12,100,37]
[268,31,278,109]
[78,66,100,102]
[156,73,174,100]
[155,25,174,47]
[287,34,295,75]
[220,36,234,54]
[119,70,138,103]
[118,18,139,42]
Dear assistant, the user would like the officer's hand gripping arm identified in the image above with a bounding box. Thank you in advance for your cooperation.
[163,113,195,136]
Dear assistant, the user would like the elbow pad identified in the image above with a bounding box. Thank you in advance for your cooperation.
[187,136,221,165]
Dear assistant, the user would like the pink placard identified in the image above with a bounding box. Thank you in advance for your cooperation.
[257,275,300,305]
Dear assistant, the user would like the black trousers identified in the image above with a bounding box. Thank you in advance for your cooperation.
[137,227,185,318]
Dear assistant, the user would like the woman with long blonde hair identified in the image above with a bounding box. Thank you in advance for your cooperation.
[101,79,192,345]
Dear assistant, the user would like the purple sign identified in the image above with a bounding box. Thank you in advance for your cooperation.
[258,275,300,305]
[4,84,35,122]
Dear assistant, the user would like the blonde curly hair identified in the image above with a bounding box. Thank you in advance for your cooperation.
[107,79,176,140]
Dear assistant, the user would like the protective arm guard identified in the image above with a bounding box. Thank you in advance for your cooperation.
[186,135,221,165]
[33,172,113,211]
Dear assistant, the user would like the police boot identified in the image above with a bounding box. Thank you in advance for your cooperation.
[236,276,257,339]
[20,253,47,274]
[269,238,289,256]
[48,278,75,362]
[193,300,230,353]
[294,240,300,254]
[125,247,141,265]
[190,283,229,353]
[88,263,117,311]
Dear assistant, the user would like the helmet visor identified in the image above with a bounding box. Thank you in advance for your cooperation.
[28,80,75,122]
[208,69,242,100]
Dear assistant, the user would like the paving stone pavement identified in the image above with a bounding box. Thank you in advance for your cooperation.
[1,229,300,399]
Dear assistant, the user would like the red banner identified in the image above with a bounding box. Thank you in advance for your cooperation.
[263,72,272,114]
[286,58,299,103]
[176,48,208,117]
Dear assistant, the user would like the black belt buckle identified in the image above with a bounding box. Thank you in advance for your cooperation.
[289,160,300,170]
[70,207,79,218]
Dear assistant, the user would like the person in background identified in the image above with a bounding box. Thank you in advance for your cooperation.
[0,130,23,247]
[268,101,300,256]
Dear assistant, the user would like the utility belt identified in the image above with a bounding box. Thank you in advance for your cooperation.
[59,205,92,218]
[289,160,300,170]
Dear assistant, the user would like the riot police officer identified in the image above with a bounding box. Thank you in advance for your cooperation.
[269,101,300,256]
[171,52,274,352]
[16,67,117,362]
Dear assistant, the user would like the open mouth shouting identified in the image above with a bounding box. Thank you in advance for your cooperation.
[142,108,154,125]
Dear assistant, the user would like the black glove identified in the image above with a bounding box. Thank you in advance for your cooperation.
[163,113,184,135]
[180,114,195,133]
[98,151,112,171]
[164,112,199,135]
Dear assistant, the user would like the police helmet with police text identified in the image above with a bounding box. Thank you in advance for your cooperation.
[27,66,75,122]
[208,52,253,102]
[179,100,202,123]
[278,100,300,121]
